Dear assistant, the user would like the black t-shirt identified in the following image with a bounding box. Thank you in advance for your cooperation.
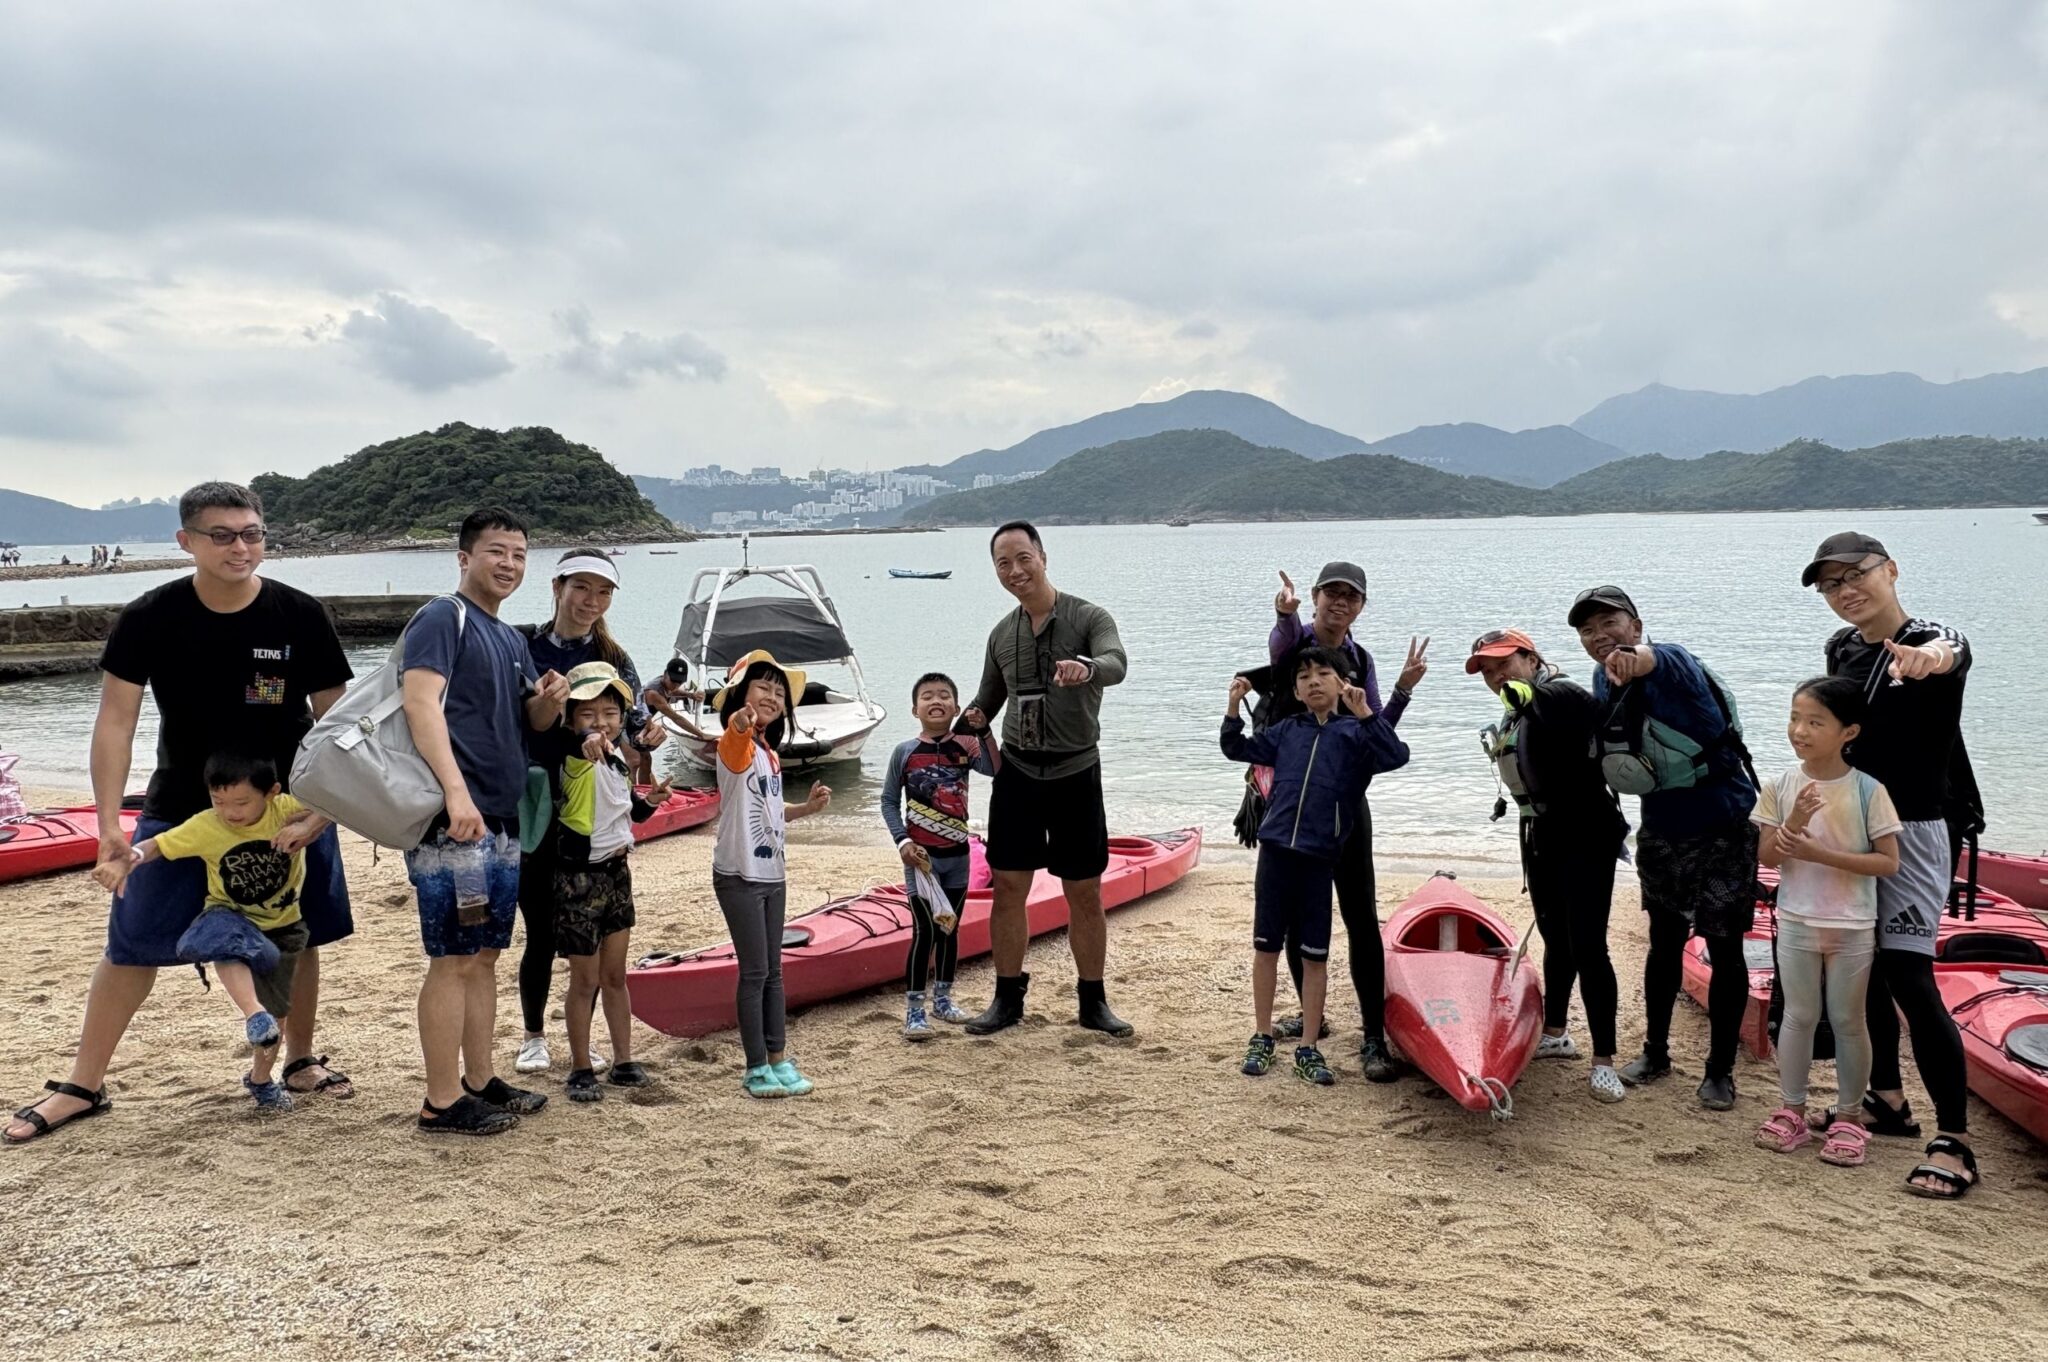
[1826,618,1972,825]
[100,577,354,822]
[1521,677,1628,830]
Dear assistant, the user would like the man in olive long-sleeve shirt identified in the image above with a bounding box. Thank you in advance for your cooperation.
[958,520,1132,1037]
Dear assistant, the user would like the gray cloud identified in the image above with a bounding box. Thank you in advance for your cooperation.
[337,294,512,392]
[552,305,727,387]
[0,323,149,441]
[1,2,2046,500]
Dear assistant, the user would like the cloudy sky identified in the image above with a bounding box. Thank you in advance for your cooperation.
[3,1,2045,504]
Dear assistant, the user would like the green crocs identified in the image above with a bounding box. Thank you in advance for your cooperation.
[743,1064,787,1099]
[770,1060,815,1096]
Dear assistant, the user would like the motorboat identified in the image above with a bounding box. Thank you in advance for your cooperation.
[2033,511,2048,525]
[887,568,951,580]
[665,538,886,772]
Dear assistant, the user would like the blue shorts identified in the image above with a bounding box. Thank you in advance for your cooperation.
[406,829,522,958]
[106,818,352,968]
[1254,843,1335,958]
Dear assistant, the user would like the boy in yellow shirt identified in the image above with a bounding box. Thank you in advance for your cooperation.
[96,752,330,1111]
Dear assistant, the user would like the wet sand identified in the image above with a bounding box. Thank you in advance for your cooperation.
[1,819,2044,1361]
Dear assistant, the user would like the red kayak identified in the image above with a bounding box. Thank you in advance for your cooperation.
[0,805,143,884]
[628,829,1200,1038]
[1958,847,2048,913]
[1682,872,2048,1061]
[1937,961,2048,1143]
[1380,875,1543,1119]
[632,786,719,843]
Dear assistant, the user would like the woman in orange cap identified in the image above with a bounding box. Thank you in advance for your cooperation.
[1467,628,1629,1103]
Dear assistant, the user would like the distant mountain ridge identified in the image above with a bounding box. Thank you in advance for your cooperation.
[0,490,180,546]
[1572,367,2048,457]
[1363,423,1624,487]
[902,430,2048,526]
[898,389,1370,480]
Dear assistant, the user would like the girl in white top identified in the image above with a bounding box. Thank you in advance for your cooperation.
[710,651,831,1099]
[1752,676,1902,1167]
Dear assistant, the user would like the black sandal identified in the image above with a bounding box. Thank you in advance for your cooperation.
[5,1081,111,1146]
[281,1055,355,1099]
[567,1069,602,1103]
[1905,1136,1980,1200]
[607,1061,650,1087]
[1862,1093,1922,1137]
[417,1094,518,1136]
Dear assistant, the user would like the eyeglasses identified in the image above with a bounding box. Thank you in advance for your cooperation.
[1316,586,1364,604]
[1816,558,1889,597]
[190,525,266,546]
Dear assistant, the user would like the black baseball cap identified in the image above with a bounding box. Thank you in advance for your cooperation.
[1568,585,1638,627]
[1800,531,1889,587]
[664,657,691,683]
[1313,560,1368,597]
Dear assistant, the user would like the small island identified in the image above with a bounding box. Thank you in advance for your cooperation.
[251,422,686,549]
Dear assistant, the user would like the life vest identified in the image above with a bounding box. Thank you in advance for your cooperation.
[1596,660,1757,796]
[1478,680,1545,819]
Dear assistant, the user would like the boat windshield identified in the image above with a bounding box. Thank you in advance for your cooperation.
[675,593,854,668]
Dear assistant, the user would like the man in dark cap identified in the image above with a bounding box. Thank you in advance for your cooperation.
[1804,531,1980,1199]
[1265,559,1430,1081]
[1571,585,1758,1111]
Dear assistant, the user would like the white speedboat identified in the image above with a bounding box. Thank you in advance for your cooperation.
[664,541,886,773]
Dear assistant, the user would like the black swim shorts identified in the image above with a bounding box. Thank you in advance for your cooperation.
[985,760,1110,881]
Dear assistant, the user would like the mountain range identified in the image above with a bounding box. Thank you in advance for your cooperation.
[900,431,2048,527]
[0,490,180,545]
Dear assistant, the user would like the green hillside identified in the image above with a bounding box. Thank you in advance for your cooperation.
[905,430,2048,526]
[251,423,677,540]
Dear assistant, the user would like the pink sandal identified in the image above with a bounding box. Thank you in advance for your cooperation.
[1818,1120,1870,1167]
[1755,1107,1812,1153]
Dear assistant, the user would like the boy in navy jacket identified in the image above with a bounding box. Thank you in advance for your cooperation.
[1221,646,1411,1085]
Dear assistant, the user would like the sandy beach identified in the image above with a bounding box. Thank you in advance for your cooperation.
[2,809,2045,1362]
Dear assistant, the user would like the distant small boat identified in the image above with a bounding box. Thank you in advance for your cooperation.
[2033,512,2048,525]
[604,548,628,556]
[649,550,680,555]
[1166,517,1190,527]
[888,568,952,580]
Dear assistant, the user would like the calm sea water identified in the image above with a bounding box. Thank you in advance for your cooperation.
[5,510,2045,868]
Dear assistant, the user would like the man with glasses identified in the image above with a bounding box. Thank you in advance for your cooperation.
[958,520,1132,1037]
[1571,585,1758,1112]
[1805,531,1980,1199]
[1264,561,1429,1081]
[5,483,357,1145]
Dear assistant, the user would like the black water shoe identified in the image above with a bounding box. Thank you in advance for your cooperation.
[965,973,1029,1036]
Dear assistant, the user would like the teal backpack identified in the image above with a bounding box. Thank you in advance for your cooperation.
[1596,660,1758,796]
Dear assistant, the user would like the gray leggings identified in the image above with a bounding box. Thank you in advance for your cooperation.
[1775,919,1875,1109]
[713,873,787,1068]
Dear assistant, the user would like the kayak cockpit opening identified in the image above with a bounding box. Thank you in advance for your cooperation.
[1940,932,2048,966]
[1396,909,1508,954]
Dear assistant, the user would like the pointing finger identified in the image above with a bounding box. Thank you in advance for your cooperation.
[1279,570,1293,588]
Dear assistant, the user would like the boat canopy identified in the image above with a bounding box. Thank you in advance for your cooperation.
[675,593,854,668]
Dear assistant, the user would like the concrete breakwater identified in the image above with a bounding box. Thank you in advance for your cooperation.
[0,594,432,681]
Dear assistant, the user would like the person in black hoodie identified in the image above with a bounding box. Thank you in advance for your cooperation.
[1222,647,1411,1088]
[1468,628,1630,1104]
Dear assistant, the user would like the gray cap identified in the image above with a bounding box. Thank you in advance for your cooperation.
[1568,585,1639,627]
[1313,560,1368,597]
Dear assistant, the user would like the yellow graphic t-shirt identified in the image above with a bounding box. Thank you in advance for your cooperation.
[151,794,311,930]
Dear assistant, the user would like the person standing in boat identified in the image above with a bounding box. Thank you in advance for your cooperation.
[957,521,1133,1038]
[1263,562,1429,1082]
[1572,586,1758,1112]
[1466,628,1629,1103]
[1803,532,1981,1200]
[511,549,667,1078]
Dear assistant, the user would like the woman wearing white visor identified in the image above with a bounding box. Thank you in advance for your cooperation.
[513,549,666,1074]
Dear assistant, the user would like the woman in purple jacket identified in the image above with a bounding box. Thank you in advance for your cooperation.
[1264,561,1429,1080]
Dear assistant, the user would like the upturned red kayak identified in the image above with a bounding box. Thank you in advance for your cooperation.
[1937,961,2048,1144]
[0,806,142,885]
[1380,875,1542,1118]
[627,829,1200,1038]
[632,786,719,842]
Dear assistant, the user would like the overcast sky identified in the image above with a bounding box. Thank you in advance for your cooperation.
[3,1,2045,504]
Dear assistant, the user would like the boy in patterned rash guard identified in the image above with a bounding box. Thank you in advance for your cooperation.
[880,673,1000,1039]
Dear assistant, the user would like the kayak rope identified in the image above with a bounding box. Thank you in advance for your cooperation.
[0,814,85,839]
[1464,1073,1515,1122]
